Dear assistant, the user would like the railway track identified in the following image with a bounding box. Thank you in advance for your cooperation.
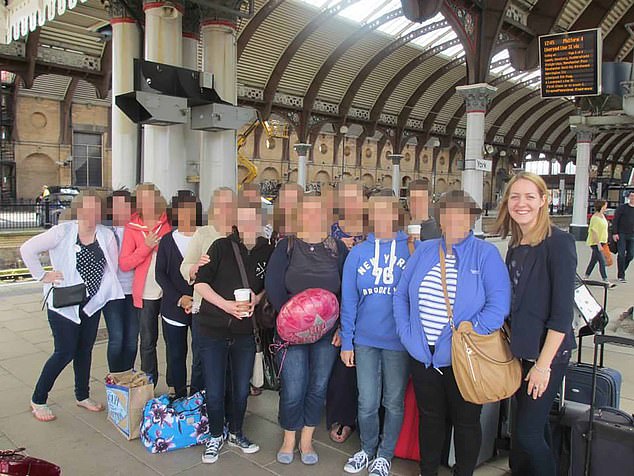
[0,267,50,283]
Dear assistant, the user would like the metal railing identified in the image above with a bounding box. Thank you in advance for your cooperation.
[0,200,68,230]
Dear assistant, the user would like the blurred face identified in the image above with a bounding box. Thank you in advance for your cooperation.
[237,207,259,246]
[299,198,328,240]
[369,199,399,235]
[77,196,101,228]
[600,203,608,213]
[279,189,300,212]
[111,195,132,226]
[137,189,159,219]
[409,189,429,221]
[211,190,237,234]
[440,206,472,242]
[628,192,634,206]
[176,202,197,232]
[507,179,546,231]
[339,186,364,234]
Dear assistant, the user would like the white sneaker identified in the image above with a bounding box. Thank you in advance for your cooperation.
[343,449,370,473]
[369,457,391,476]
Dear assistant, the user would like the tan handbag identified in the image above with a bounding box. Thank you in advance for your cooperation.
[439,244,522,404]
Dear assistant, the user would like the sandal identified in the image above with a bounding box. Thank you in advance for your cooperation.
[329,423,353,443]
[30,402,56,422]
[76,398,104,412]
[249,385,263,397]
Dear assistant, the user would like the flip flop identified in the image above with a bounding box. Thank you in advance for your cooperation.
[329,423,353,443]
[76,398,104,412]
[30,402,56,422]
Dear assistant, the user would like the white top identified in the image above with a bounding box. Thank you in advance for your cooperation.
[114,226,134,295]
[20,222,124,323]
[418,254,457,345]
[142,251,162,300]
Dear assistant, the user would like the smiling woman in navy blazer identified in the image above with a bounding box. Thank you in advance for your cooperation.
[495,171,577,476]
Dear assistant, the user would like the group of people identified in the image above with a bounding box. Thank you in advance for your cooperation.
[21,171,577,476]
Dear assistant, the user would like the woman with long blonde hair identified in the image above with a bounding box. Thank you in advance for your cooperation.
[495,172,577,476]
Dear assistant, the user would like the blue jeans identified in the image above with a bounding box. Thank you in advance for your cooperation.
[161,318,203,398]
[277,331,338,431]
[616,233,634,279]
[103,295,139,372]
[585,245,608,280]
[195,320,255,438]
[32,308,101,404]
[355,345,409,460]
[510,360,567,476]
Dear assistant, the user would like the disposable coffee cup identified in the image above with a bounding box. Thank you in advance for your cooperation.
[407,224,422,236]
[234,288,252,317]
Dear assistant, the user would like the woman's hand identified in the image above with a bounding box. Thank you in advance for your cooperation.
[189,254,210,280]
[340,350,355,367]
[525,365,551,400]
[42,271,63,284]
[221,299,253,320]
[331,328,341,347]
[144,231,160,248]
[179,295,193,314]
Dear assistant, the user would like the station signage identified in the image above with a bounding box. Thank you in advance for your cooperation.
[539,28,602,98]
[475,158,492,172]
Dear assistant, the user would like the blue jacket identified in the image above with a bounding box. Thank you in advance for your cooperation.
[340,231,410,352]
[393,233,511,368]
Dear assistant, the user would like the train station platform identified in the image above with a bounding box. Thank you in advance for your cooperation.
[0,240,632,476]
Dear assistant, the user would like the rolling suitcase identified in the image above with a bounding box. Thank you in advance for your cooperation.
[570,334,634,476]
[568,278,622,408]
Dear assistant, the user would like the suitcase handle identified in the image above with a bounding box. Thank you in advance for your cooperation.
[594,334,634,348]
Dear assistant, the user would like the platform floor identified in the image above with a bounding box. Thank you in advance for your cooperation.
[0,240,632,476]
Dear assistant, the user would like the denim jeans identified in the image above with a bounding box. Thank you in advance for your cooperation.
[32,308,101,404]
[510,360,567,476]
[355,345,409,460]
[585,245,608,280]
[195,320,255,438]
[161,318,204,398]
[411,358,482,476]
[616,233,634,279]
[138,299,161,385]
[103,295,138,372]
[277,330,338,431]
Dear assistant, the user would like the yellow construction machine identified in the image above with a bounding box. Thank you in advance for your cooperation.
[237,112,288,188]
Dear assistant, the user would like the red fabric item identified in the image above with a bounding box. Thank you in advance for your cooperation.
[394,378,420,462]
[277,288,339,344]
[118,212,171,308]
[0,449,61,476]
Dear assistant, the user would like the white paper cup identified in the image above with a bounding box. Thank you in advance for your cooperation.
[407,224,422,236]
[234,288,251,317]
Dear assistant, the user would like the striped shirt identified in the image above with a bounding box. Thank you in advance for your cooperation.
[418,254,457,345]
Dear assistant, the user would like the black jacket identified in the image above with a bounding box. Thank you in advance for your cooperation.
[155,231,193,325]
[195,235,274,337]
[506,227,577,363]
[613,203,634,235]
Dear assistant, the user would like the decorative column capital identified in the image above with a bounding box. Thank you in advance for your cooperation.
[573,127,594,144]
[142,0,185,15]
[107,0,141,21]
[456,83,498,113]
[387,154,403,166]
[182,1,201,38]
[294,143,312,156]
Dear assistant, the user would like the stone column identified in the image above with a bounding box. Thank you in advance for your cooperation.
[570,127,593,240]
[181,10,200,194]
[110,1,140,190]
[388,154,403,198]
[199,19,238,208]
[294,143,312,190]
[456,83,497,236]
[142,0,187,199]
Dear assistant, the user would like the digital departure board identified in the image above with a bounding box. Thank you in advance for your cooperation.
[539,28,602,98]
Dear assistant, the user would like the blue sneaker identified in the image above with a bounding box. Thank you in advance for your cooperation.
[228,433,260,454]
[202,435,223,464]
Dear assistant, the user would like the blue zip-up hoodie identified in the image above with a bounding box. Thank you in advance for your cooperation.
[340,231,410,352]
[393,232,511,368]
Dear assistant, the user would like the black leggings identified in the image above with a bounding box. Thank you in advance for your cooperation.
[410,358,482,476]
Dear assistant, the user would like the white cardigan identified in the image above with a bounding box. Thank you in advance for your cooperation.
[20,222,124,323]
